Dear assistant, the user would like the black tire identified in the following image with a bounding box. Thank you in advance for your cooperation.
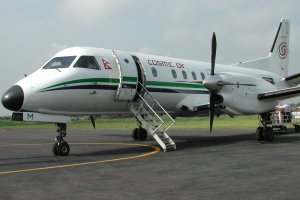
[139,128,148,140]
[132,128,139,140]
[264,127,274,141]
[256,127,264,141]
[282,126,287,134]
[295,125,300,133]
[57,141,70,156]
[52,143,59,156]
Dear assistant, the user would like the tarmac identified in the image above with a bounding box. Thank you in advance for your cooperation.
[0,128,300,200]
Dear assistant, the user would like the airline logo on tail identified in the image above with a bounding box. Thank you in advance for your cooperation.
[278,42,287,59]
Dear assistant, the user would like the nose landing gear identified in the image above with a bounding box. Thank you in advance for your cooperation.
[52,123,70,156]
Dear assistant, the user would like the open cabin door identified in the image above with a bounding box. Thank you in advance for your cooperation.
[113,50,139,101]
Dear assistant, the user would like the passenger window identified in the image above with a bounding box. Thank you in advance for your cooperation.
[171,69,177,79]
[182,70,187,79]
[192,71,197,80]
[151,67,157,77]
[73,56,100,70]
[200,72,205,80]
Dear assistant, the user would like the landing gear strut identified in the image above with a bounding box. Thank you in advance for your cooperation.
[256,113,274,142]
[132,127,148,141]
[52,123,70,156]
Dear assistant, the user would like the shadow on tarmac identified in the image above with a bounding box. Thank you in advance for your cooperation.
[172,131,300,151]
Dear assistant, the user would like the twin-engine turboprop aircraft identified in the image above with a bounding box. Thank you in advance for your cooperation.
[2,19,300,156]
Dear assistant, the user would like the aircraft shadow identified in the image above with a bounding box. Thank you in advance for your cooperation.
[1,132,300,167]
[71,145,152,157]
[171,132,300,151]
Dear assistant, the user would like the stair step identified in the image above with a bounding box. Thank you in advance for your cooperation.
[165,144,176,151]
[128,82,176,152]
[159,137,170,142]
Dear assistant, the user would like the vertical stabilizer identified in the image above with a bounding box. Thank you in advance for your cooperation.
[233,19,290,78]
[269,18,290,77]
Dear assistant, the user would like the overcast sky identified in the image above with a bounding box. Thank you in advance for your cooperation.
[1,0,300,116]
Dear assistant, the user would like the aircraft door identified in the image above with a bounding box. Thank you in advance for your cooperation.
[113,50,138,101]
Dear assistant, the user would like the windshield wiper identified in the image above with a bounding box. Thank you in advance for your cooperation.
[49,66,61,72]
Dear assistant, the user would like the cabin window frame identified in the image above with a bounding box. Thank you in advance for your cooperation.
[151,67,158,77]
[171,69,177,79]
[200,72,206,80]
[182,70,187,79]
[191,71,197,80]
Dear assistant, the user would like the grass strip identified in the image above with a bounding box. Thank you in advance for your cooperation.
[0,115,261,130]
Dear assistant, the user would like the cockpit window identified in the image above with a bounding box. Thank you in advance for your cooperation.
[73,56,100,70]
[43,56,76,69]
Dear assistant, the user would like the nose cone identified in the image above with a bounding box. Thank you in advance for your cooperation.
[2,85,24,111]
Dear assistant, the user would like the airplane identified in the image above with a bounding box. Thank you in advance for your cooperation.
[2,18,300,156]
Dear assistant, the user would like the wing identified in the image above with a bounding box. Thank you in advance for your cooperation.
[258,86,300,100]
[284,72,300,86]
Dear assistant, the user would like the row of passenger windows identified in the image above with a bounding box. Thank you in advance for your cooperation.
[151,67,206,80]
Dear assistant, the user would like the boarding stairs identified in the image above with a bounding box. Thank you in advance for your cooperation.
[129,82,176,151]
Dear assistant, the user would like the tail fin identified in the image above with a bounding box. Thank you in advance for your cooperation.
[269,18,290,77]
[233,18,290,77]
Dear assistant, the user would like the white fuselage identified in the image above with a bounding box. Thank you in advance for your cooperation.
[11,47,283,116]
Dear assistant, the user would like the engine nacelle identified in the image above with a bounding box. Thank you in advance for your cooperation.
[217,72,278,115]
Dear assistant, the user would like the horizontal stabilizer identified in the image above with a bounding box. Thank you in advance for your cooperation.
[258,86,300,100]
[284,72,300,86]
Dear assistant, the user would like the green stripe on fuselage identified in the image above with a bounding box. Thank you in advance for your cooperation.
[123,76,137,82]
[146,81,205,89]
[40,76,205,92]
[40,78,120,91]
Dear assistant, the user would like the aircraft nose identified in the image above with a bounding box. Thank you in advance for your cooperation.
[1,85,24,111]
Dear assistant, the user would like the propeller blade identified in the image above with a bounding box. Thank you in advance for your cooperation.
[211,32,217,75]
[209,32,217,133]
[90,116,96,129]
[209,91,216,133]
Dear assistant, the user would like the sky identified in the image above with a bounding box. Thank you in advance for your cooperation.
[0,0,300,116]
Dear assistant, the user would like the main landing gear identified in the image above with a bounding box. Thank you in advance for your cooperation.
[256,113,274,142]
[52,123,70,156]
[132,127,148,141]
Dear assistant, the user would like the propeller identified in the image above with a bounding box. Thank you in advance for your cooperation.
[209,32,217,133]
[211,32,216,76]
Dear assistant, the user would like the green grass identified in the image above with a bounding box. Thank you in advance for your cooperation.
[0,115,260,130]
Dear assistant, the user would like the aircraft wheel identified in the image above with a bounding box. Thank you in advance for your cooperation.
[57,141,70,156]
[256,127,264,141]
[282,126,287,134]
[295,125,300,133]
[132,128,139,140]
[139,128,148,140]
[52,143,60,156]
[264,127,274,141]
